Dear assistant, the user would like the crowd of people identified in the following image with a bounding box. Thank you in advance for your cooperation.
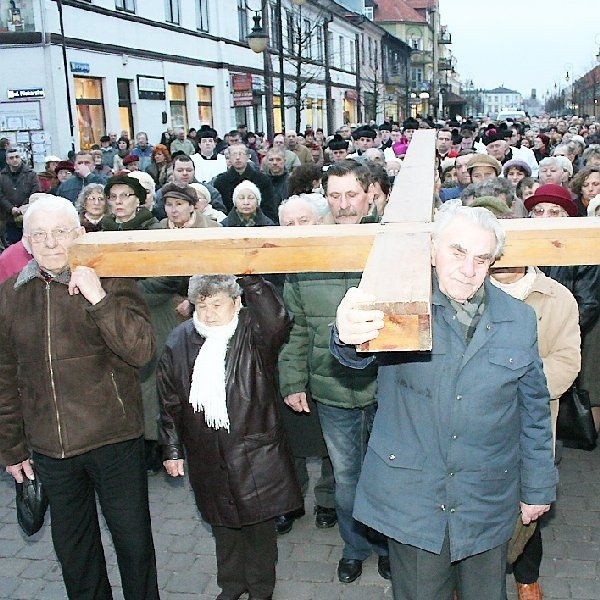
[0,112,598,600]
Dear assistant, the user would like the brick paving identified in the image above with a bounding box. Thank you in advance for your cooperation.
[0,446,599,599]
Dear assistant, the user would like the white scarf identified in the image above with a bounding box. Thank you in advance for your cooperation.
[490,267,537,301]
[189,309,239,431]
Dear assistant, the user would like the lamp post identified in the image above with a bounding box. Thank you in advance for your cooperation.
[54,0,75,152]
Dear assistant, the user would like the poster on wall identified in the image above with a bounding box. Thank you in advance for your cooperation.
[0,0,35,33]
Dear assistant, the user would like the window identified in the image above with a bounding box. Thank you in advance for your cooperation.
[349,39,355,72]
[368,38,372,69]
[286,10,295,52]
[117,79,134,139]
[315,25,323,63]
[196,0,209,32]
[363,6,373,20]
[410,67,423,90]
[361,33,365,66]
[269,4,280,48]
[168,83,188,131]
[74,77,105,150]
[115,0,135,12]
[409,37,422,51]
[303,18,312,59]
[197,86,213,125]
[165,0,180,24]
[339,36,345,69]
[238,0,248,41]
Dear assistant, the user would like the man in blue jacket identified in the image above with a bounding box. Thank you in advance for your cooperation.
[331,203,557,600]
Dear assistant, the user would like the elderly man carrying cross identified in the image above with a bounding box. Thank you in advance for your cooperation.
[331,202,557,600]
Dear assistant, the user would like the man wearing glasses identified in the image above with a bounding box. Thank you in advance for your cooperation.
[0,195,160,599]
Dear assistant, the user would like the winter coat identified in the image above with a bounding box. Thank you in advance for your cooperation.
[56,173,106,204]
[0,261,155,464]
[100,206,159,231]
[221,207,275,227]
[157,275,303,527]
[331,277,557,562]
[37,170,58,193]
[278,271,378,409]
[0,163,40,217]
[212,166,278,222]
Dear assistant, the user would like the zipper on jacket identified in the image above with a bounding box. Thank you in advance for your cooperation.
[110,372,126,416]
[46,282,65,458]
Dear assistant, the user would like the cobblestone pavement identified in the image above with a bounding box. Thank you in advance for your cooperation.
[0,446,598,599]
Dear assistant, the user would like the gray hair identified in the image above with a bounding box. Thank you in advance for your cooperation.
[433,201,505,259]
[468,177,515,203]
[22,195,80,252]
[278,194,320,222]
[538,157,561,170]
[583,146,600,165]
[266,147,286,160]
[75,183,105,212]
[188,275,242,303]
[225,143,250,158]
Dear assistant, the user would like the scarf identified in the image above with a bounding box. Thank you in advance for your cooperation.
[189,309,240,431]
[448,284,485,343]
[490,267,537,301]
[168,211,197,229]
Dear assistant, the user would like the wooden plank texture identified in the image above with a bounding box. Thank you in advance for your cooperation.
[68,218,600,277]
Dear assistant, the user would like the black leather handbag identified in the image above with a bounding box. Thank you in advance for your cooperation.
[557,384,598,451]
[15,468,49,536]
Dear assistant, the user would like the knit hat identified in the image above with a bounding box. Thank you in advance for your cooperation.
[161,182,198,204]
[524,184,578,217]
[55,160,74,173]
[232,180,261,205]
[468,196,512,217]
[104,174,147,203]
[466,154,502,175]
[587,194,600,216]
[122,154,140,166]
[189,182,212,203]
[503,159,532,178]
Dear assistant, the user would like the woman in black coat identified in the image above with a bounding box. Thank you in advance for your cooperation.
[158,275,302,600]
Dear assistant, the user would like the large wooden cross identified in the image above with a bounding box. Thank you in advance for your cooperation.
[69,131,600,352]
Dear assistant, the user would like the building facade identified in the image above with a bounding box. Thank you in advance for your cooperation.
[481,86,523,118]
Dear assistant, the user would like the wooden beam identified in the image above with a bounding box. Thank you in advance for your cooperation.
[68,218,600,277]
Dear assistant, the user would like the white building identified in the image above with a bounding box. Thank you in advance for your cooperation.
[481,86,523,118]
[0,0,391,165]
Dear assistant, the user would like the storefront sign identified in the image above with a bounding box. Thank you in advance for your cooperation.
[232,74,253,92]
[7,88,44,100]
[0,100,42,131]
[233,91,254,107]
[137,75,166,100]
[70,62,90,74]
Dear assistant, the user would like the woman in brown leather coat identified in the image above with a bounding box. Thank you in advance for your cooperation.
[157,274,302,600]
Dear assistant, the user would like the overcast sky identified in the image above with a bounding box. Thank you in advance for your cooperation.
[438,0,600,100]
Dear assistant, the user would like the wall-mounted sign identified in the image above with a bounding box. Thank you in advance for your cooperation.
[70,61,90,74]
[231,74,253,92]
[7,88,44,100]
[0,100,42,131]
[233,91,254,107]
[137,75,166,100]
[0,0,35,33]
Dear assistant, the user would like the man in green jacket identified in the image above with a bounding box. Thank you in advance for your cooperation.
[278,160,389,584]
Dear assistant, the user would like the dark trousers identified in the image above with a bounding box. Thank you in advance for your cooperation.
[389,530,507,600]
[212,519,277,599]
[293,456,335,508]
[34,437,160,600]
[512,525,542,584]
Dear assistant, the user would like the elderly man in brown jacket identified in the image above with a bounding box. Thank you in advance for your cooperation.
[0,195,159,599]
[491,264,580,600]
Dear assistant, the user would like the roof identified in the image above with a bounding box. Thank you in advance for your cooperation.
[485,87,519,94]
[403,0,438,9]
[374,0,426,23]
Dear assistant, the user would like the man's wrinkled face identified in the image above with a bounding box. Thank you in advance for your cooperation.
[273,135,285,149]
[228,145,249,171]
[24,210,83,275]
[338,126,351,139]
[267,153,285,175]
[173,160,195,184]
[486,140,507,161]
[326,173,372,224]
[279,200,320,226]
[470,166,496,183]
[285,131,298,149]
[432,216,496,303]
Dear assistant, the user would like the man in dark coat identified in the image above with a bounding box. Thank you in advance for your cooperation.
[332,203,557,600]
[0,147,40,245]
[56,150,106,204]
[213,144,278,222]
[263,148,289,212]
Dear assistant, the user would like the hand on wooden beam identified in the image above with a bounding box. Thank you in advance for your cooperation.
[336,287,385,346]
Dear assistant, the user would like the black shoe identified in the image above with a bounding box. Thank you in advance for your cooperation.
[314,505,337,529]
[275,508,304,535]
[215,592,246,600]
[337,558,362,583]
[377,555,391,580]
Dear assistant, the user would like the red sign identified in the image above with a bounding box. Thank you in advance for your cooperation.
[232,74,253,92]
[233,91,254,107]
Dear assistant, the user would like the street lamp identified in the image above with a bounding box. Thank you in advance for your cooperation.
[247,12,268,54]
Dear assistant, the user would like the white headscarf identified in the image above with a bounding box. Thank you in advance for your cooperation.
[189,308,240,431]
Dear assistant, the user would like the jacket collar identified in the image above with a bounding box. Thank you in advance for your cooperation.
[14,260,71,290]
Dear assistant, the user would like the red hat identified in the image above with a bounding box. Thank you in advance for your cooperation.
[123,154,139,166]
[55,160,74,173]
[524,184,578,217]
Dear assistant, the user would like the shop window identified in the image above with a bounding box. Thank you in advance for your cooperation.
[117,79,134,139]
[74,76,105,150]
[165,0,180,24]
[168,83,188,131]
[115,0,135,13]
[197,86,213,125]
